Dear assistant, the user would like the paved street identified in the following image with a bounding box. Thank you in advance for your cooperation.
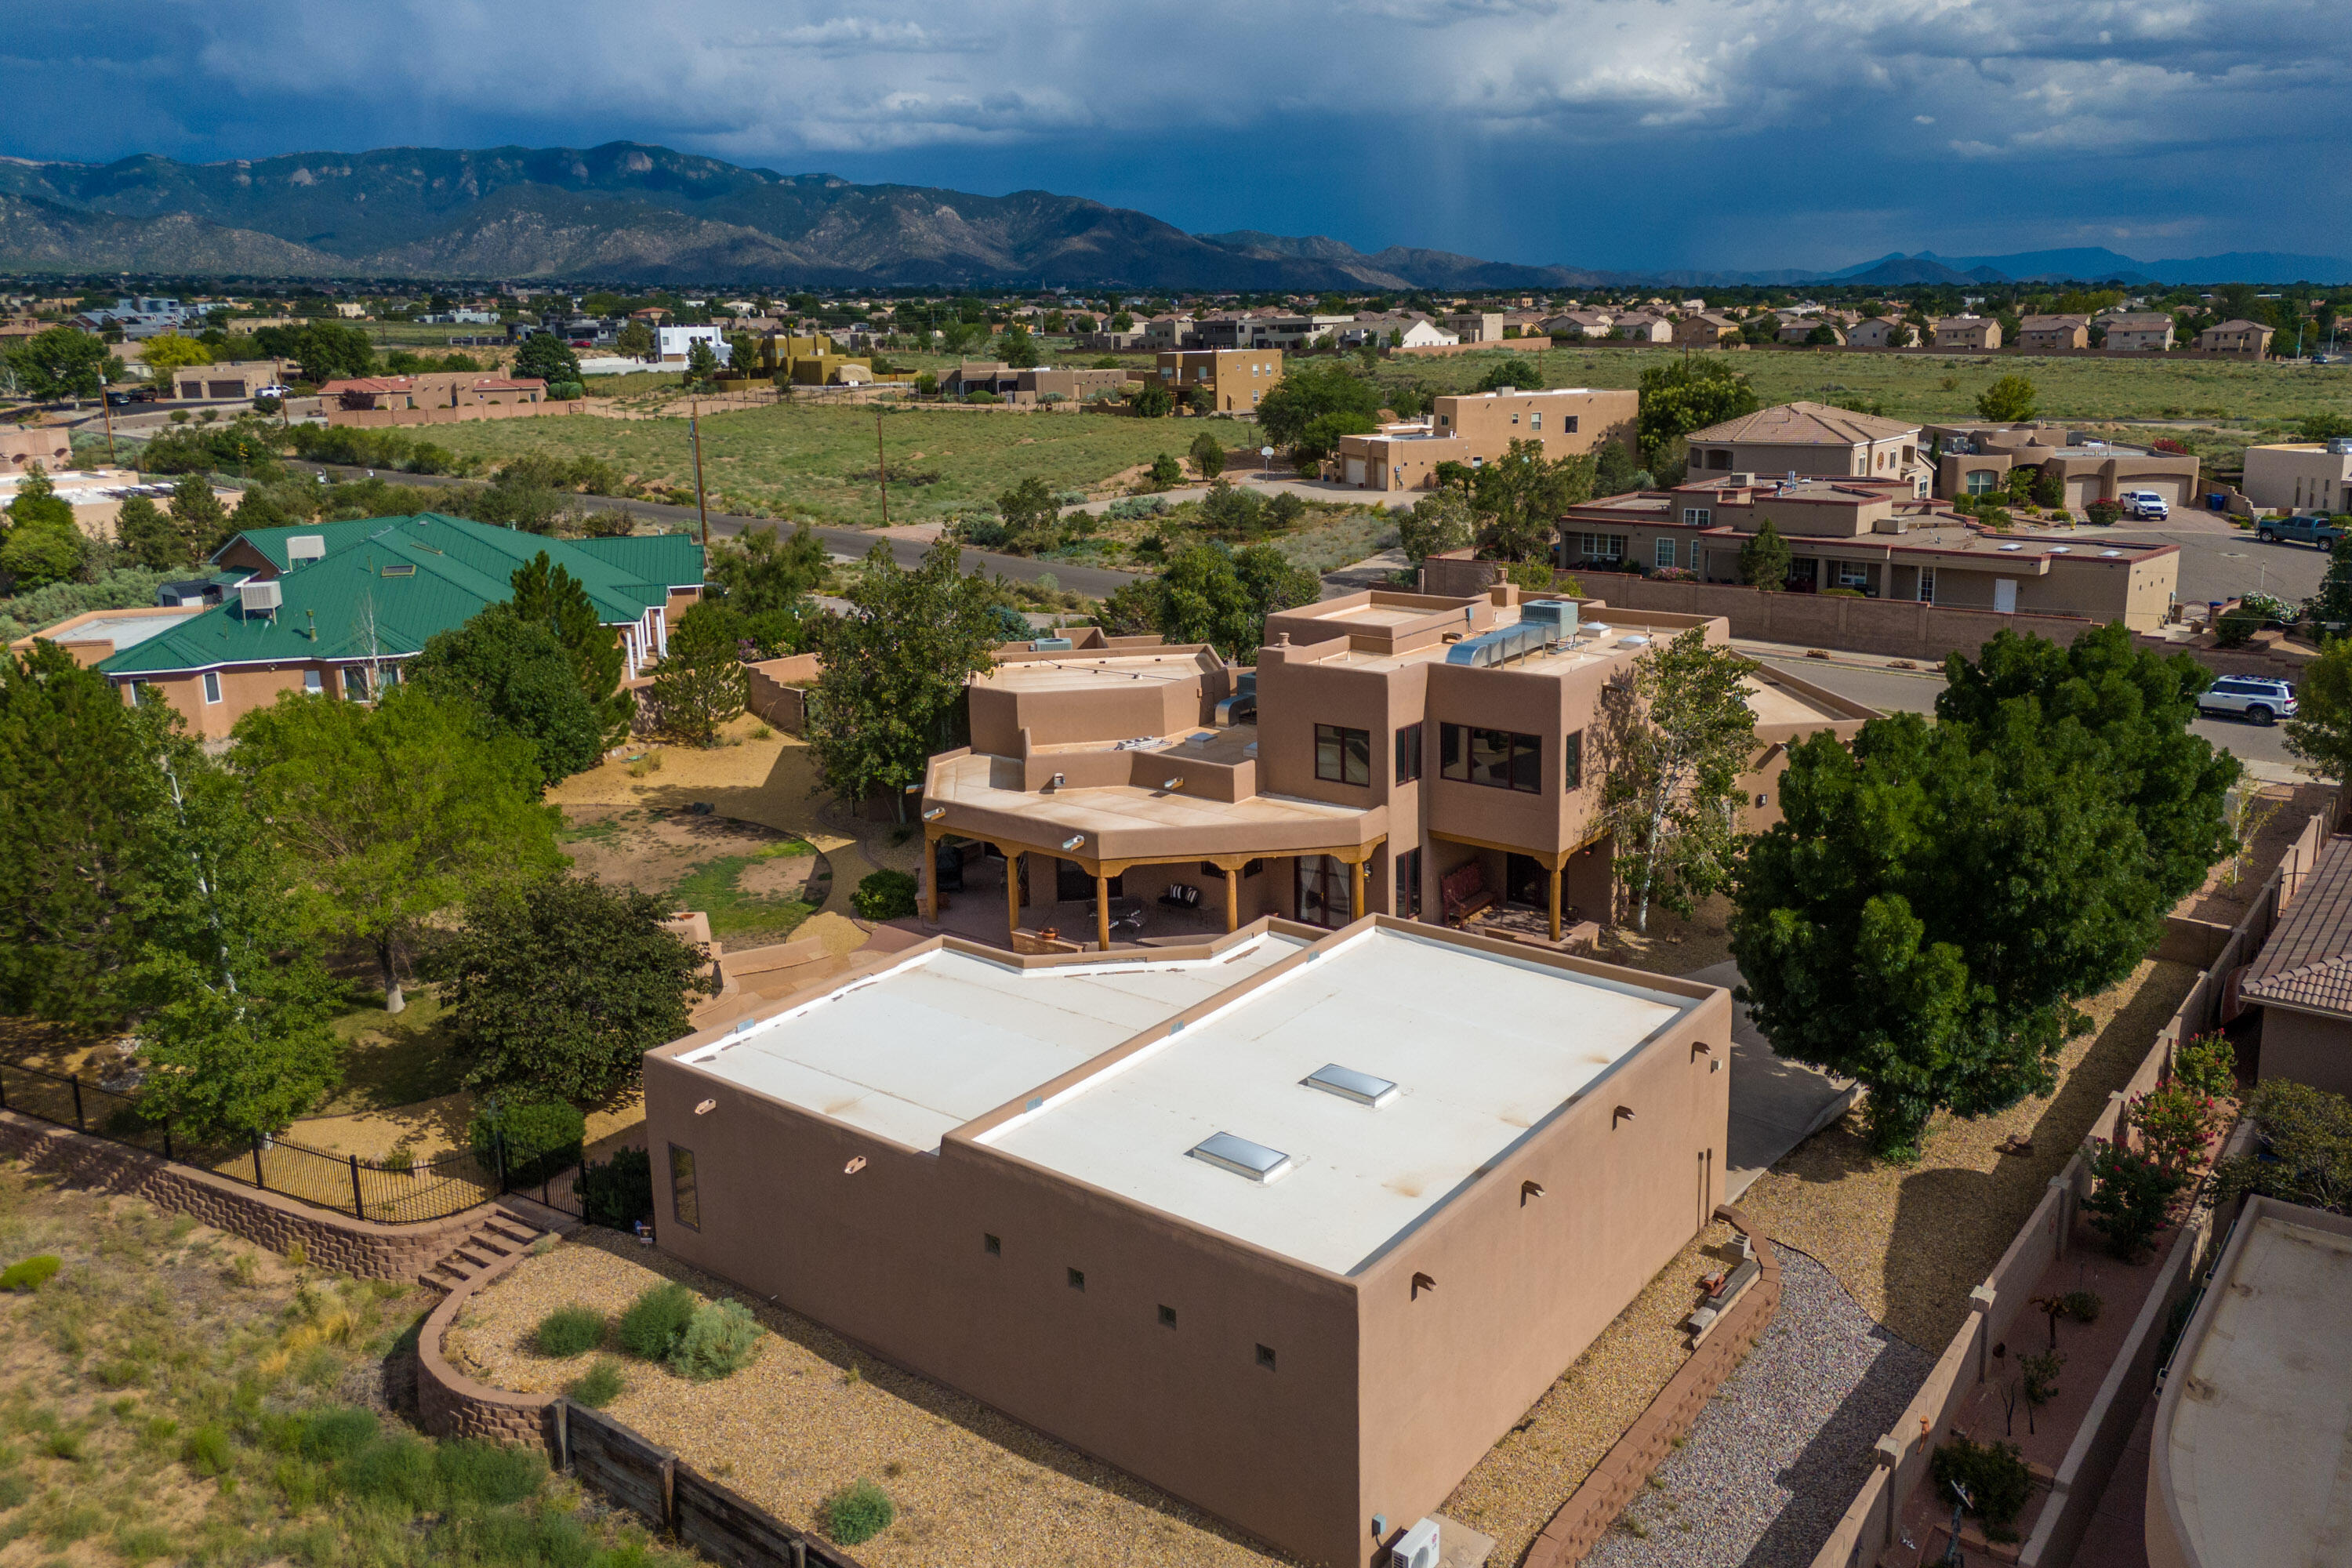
[2101,515,2332,607]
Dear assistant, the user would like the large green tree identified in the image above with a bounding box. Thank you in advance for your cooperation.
[1256,362,1383,450]
[410,604,606,786]
[644,601,748,746]
[1635,356,1760,466]
[114,495,187,571]
[1,469,88,589]
[1470,439,1594,563]
[804,540,1002,818]
[510,552,633,748]
[1732,627,2237,1158]
[1600,630,1760,933]
[2287,635,2352,782]
[444,876,715,1103]
[230,688,562,1013]
[1976,374,2039,423]
[1738,520,1793,589]
[6,326,114,399]
[169,474,233,560]
[1104,542,1318,662]
[513,333,583,386]
[289,321,376,383]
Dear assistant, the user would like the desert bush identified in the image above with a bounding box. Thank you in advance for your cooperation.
[180,1425,234,1476]
[851,869,918,921]
[2060,1290,2104,1323]
[2,1255,61,1292]
[343,1432,441,1510]
[669,1298,763,1381]
[821,1478,896,1544]
[297,1406,379,1462]
[1931,1436,2033,1540]
[534,1305,605,1358]
[2085,1140,2185,1258]
[575,1146,654,1229]
[616,1281,697,1362]
[567,1358,626,1409]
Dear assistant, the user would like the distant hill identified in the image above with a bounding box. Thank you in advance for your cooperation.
[0,143,2343,288]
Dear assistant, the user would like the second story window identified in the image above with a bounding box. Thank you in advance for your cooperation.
[1395,723,1423,785]
[1439,724,1541,793]
[1682,507,1712,527]
[1315,724,1371,787]
[1563,730,1584,790]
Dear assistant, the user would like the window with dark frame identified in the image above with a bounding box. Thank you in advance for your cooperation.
[1255,1343,1277,1370]
[984,1232,1001,1256]
[1563,730,1584,791]
[1438,724,1541,793]
[1395,722,1423,785]
[1394,847,1421,919]
[1068,1267,1086,1291]
[668,1144,700,1230]
[1315,724,1371,786]
[1158,1304,1178,1328]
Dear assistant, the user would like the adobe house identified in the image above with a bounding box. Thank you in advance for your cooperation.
[1334,387,1639,492]
[1926,422,2203,514]
[642,917,1735,1568]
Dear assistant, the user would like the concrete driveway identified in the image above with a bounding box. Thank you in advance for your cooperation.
[1680,958,1858,1200]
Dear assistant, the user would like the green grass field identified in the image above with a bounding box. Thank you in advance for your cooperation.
[423,402,1208,526]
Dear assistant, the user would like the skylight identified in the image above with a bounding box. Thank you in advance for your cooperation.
[1189,1132,1293,1183]
[1304,1064,1399,1108]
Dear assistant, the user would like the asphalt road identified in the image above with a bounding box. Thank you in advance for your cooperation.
[285,460,1145,597]
[2102,521,2332,607]
[1754,653,2299,774]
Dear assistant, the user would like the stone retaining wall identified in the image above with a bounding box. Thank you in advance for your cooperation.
[416,1243,559,1452]
[0,1109,498,1283]
[1525,1204,1784,1567]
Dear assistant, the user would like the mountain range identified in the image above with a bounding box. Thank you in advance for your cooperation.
[0,143,2346,289]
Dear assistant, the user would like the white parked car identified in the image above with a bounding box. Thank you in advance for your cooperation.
[2119,490,2169,520]
[255,384,292,399]
[2198,675,2296,726]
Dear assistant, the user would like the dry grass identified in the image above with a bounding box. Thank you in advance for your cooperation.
[1439,1221,1734,1563]
[452,1232,1305,1566]
[1738,957,2200,1350]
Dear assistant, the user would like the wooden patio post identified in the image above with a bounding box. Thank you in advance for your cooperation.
[922,831,938,923]
[1225,866,1240,932]
[1004,850,1022,939]
[1096,868,1112,951]
[1549,864,1563,943]
[1351,857,1367,923]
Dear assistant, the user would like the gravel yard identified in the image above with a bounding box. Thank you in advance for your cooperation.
[1587,1244,1933,1568]
[448,1231,1304,1567]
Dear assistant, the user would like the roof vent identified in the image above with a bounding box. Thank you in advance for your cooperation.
[1303,1063,1399,1109]
[238,579,283,617]
[1189,1133,1293,1184]
[1998,543,2024,552]
[285,534,326,566]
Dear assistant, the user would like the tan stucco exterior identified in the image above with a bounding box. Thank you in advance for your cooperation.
[1335,389,1639,492]
[2241,443,2352,515]
[1154,349,1283,414]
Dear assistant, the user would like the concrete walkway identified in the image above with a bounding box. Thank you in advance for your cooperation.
[1679,960,1859,1200]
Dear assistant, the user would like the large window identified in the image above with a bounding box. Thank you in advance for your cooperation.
[1682,507,1712,527]
[1315,724,1371,786]
[1395,722,1423,785]
[1296,855,1351,929]
[1567,532,1624,562]
[1394,847,1421,919]
[1439,724,1541,793]
[1655,537,1678,569]
[201,671,222,705]
[1836,562,1870,590]
[1563,730,1584,791]
[668,1144,700,1230]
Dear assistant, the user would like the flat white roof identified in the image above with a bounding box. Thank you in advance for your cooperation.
[679,935,1309,1151]
[2165,1213,2352,1566]
[44,612,194,652]
[981,926,1692,1275]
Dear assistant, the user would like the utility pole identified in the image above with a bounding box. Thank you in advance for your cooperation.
[99,383,117,466]
[690,399,710,547]
[877,405,890,524]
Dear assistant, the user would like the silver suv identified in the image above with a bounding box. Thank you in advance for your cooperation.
[2198,675,2297,726]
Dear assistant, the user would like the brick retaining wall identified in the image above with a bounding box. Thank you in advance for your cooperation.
[1525,1205,1783,1567]
[0,1110,503,1283]
[416,1242,560,1452]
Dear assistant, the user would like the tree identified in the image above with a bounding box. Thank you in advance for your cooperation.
[1636,357,1759,466]
[616,319,656,361]
[139,333,215,375]
[1733,628,2236,1158]
[1976,374,2039,423]
[1599,630,1759,933]
[1147,452,1183,486]
[644,601,748,746]
[290,321,376,383]
[724,332,761,379]
[1592,440,1650,499]
[1296,409,1379,460]
[1128,382,1175,418]
[513,333,583,387]
[1738,519,1792,589]
[1258,363,1383,450]
[1471,439,1593,563]
[1,469,87,589]
[510,553,633,749]
[998,324,1040,368]
[2306,535,2352,635]
[1110,310,1134,332]
[169,474,232,560]
[0,643,166,1025]
[804,540,1002,818]
[444,877,716,1103]
[6,326,113,400]
[410,604,606,786]
[1131,543,1318,661]
[1189,431,1226,479]
[114,495,186,570]
[1399,491,1473,564]
[230,688,562,1012]
[1199,478,1267,540]
[996,476,1062,554]
[2287,635,2352,782]
[1805,323,1840,346]
[709,522,826,614]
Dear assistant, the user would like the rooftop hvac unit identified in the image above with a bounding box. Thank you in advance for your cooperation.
[285,534,327,566]
[1389,1519,1441,1568]
[1029,637,1073,652]
[1518,598,1578,636]
[238,580,283,617]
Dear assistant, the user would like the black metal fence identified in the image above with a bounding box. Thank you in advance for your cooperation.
[0,1058,583,1227]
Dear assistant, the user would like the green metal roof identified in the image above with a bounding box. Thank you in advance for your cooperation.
[103,514,704,677]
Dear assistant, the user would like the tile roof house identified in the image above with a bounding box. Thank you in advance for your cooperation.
[1933,316,2002,350]
[1672,313,1744,347]
[2193,319,2275,358]
[1846,318,1912,349]
[1683,401,1926,485]
[93,514,703,739]
[2016,314,2090,352]
[2101,312,2176,352]
[2238,832,2352,1098]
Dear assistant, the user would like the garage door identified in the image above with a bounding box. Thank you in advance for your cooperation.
[207,379,245,399]
[1345,458,1365,486]
[2067,477,2103,509]
[2134,477,2183,506]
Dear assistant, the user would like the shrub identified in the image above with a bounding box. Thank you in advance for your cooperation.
[2,1255,61,1293]
[616,1281,697,1361]
[2085,1140,2184,1258]
[2060,1290,2104,1324]
[2131,1083,2216,1175]
[435,1438,547,1506]
[851,869,919,921]
[575,1146,654,1229]
[1931,1436,2033,1540]
[180,1424,235,1476]
[2085,499,2122,527]
[534,1305,605,1358]
[821,1478,896,1545]
[567,1358,626,1409]
[670,1298,763,1381]
[343,1433,441,1510]
[2173,1033,2237,1100]
[297,1406,378,1463]
[2213,1079,2352,1214]
[2215,607,2262,647]
[469,1096,587,1188]
[1147,452,1182,487]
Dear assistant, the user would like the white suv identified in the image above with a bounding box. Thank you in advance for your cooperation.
[2119,490,2170,520]
[2198,675,2296,726]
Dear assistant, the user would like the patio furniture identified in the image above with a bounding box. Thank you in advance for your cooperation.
[1086,896,1147,939]
[1158,883,1203,910]
[1441,861,1495,926]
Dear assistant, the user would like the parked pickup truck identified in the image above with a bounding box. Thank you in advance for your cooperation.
[2257,514,2347,548]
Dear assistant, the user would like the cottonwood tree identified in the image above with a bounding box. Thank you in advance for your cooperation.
[410,604,605,786]
[1103,542,1318,662]
[805,540,1003,818]
[1976,374,2038,423]
[1635,357,1759,467]
[1733,627,2237,1159]
[510,552,633,747]
[1399,491,1472,565]
[1471,438,1593,563]
[445,876,715,1103]
[230,688,561,1013]
[5,326,113,400]
[1599,629,1760,934]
